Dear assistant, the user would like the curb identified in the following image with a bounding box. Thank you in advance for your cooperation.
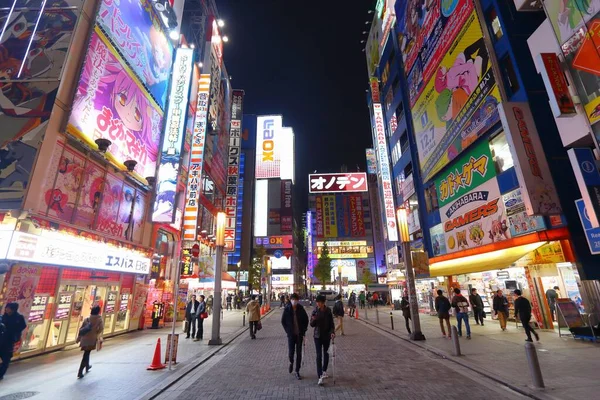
[136,309,275,400]
[358,316,557,400]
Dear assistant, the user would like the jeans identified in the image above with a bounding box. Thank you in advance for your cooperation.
[249,321,258,338]
[404,315,412,334]
[521,317,537,341]
[314,338,331,377]
[197,317,204,339]
[288,335,303,372]
[456,312,471,336]
[0,351,12,379]
[473,308,484,324]
[186,314,198,338]
[78,349,91,375]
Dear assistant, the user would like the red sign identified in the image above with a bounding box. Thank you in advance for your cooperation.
[254,235,293,249]
[191,244,200,257]
[309,173,368,193]
[540,53,576,116]
[572,20,600,77]
[370,77,381,103]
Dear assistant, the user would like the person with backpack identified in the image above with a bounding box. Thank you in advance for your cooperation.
[493,289,510,331]
[514,289,539,342]
[434,289,452,338]
[310,295,335,386]
[76,305,104,379]
[400,295,412,335]
[451,288,471,339]
[281,293,309,379]
[0,303,27,380]
[332,294,345,336]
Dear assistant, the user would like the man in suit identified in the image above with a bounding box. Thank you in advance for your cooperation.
[185,295,200,339]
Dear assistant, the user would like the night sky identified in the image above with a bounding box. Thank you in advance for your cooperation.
[218,0,376,212]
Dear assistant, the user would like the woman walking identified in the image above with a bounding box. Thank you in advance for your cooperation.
[76,305,104,378]
[246,295,261,339]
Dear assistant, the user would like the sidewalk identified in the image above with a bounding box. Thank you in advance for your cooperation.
[357,306,600,400]
[0,309,249,400]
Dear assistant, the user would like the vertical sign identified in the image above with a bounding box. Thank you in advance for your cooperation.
[153,47,194,222]
[281,180,293,232]
[183,74,211,240]
[373,103,398,242]
[255,115,283,178]
[366,148,377,174]
[538,53,576,117]
[224,90,245,252]
[575,199,600,254]
[315,195,324,238]
[568,148,600,228]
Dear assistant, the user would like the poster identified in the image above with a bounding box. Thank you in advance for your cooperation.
[516,242,565,266]
[28,294,50,324]
[96,172,123,237]
[131,191,147,243]
[366,148,377,174]
[315,195,324,238]
[411,11,501,182]
[68,28,163,179]
[502,188,546,237]
[131,283,149,321]
[543,0,600,46]
[429,223,447,256]
[55,292,75,321]
[323,195,338,238]
[0,1,82,209]
[119,291,130,313]
[105,291,118,314]
[73,159,105,229]
[350,194,366,237]
[97,0,173,109]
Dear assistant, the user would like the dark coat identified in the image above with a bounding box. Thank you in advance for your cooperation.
[310,306,335,339]
[514,296,532,321]
[281,303,309,337]
[0,311,26,353]
[435,295,451,316]
[493,295,509,314]
[185,300,200,319]
[400,298,411,318]
[469,293,484,309]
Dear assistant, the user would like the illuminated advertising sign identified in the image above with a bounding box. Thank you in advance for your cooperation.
[410,10,501,182]
[315,195,324,237]
[498,102,562,215]
[317,241,367,247]
[281,180,293,232]
[306,210,315,277]
[380,0,396,53]
[317,242,373,259]
[366,149,377,174]
[254,235,293,249]
[373,103,398,242]
[322,195,338,238]
[224,90,245,252]
[543,0,600,46]
[183,74,211,240]
[538,53,576,117]
[503,188,546,237]
[272,274,294,284]
[97,0,174,109]
[280,127,295,182]
[309,173,368,193]
[255,115,283,178]
[68,28,163,179]
[330,260,357,282]
[370,77,381,103]
[254,180,269,237]
[152,47,194,222]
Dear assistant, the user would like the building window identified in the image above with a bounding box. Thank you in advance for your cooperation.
[487,7,503,41]
[489,132,515,174]
[500,55,520,96]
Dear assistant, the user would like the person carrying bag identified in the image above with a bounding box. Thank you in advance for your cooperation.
[76,305,104,379]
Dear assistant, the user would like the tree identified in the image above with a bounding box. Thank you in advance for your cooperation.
[361,268,373,292]
[249,246,266,293]
[313,242,332,289]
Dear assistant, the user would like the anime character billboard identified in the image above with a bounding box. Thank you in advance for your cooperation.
[68,27,163,180]
[97,0,173,109]
[0,1,83,209]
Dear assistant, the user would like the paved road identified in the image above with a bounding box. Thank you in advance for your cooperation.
[154,309,526,400]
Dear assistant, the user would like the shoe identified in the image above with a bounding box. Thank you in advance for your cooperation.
[289,362,293,374]
[318,377,324,386]
[442,334,446,338]
[481,324,484,326]
[185,336,190,339]
[86,365,92,373]
[525,338,534,342]
[77,373,84,379]
[193,338,199,342]
[466,335,471,340]
[534,334,540,342]
[321,371,329,379]
[476,322,480,325]
[295,372,302,380]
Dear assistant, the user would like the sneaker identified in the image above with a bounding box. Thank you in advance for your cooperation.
[534,332,540,341]
[466,335,471,340]
[525,338,533,342]
[295,372,302,380]
[318,377,324,386]
[289,362,293,374]
[321,371,329,379]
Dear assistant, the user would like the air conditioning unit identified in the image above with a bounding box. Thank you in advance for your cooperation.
[513,0,544,11]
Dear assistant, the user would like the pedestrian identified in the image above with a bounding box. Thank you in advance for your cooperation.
[281,293,309,379]
[236,293,242,310]
[359,291,366,309]
[206,295,214,315]
[545,286,559,321]
[347,293,356,317]
[185,295,200,339]
[76,305,103,379]
[435,289,452,338]
[310,294,335,386]
[469,288,485,326]
[372,291,379,306]
[280,293,285,308]
[493,289,509,331]
[246,295,261,339]
[400,295,412,335]
[367,292,372,308]
[226,293,232,311]
[195,295,207,341]
[258,293,263,306]
[0,303,26,380]
[514,289,539,342]
[451,288,471,339]
[332,294,345,336]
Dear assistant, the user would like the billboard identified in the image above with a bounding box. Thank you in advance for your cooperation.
[322,195,338,238]
[543,0,600,46]
[281,180,293,232]
[152,47,194,223]
[411,11,501,182]
[183,74,210,240]
[68,28,163,179]
[224,90,244,252]
[97,0,173,109]
[315,195,324,237]
[366,148,377,174]
[503,188,546,237]
[254,179,269,237]
[316,241,373,259]
[0,1,83,209]
[255,115,283,179]
[254,235,293,249]
[498,102,562,216]
[349,194,366,237]
[280,127,295,182]
[309,173,368,193]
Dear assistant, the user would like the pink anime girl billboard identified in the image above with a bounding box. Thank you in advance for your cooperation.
[68,28,163,179]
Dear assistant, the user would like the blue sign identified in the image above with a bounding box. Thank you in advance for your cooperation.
[569,148,600,227]
[274,250,283,259]
[575,199,600,254]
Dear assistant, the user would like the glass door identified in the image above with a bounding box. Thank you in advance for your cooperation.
[66,285,87,343]
[103,285,120,335]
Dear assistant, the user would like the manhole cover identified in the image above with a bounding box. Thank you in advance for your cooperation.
[0,392,39,400]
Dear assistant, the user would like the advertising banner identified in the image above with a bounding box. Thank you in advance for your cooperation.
[315,195,324,237]
[538,53,576,117]
[224,90,244,251]
[349,194,366,237]
[309,173,368,193]
[105,291,118,314]
[365,10,384,77]
[255,115,283,179]
[28,294,50,324]
[568,147,600,229]
[370,77,381,103]
[281,180,293,232]
[543,0,600,46]
[435,139,496,208]
[411,11,501,182]
[152,47,194,223]
[441,178,511,254]
[254,235,294,249]
[503,188,546,237]
[55,292,75,321]
[498,102,562,215]
[336,195,350,237]
[69,28,163,179]
[429,223,447,256]
[323,195,338,238]
[366,148,377,174]
[97,0,173,109]
[516,242,565,266]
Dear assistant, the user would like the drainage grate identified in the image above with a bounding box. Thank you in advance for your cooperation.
[0,392,40,400]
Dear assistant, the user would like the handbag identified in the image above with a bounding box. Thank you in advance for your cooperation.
[257,321,262,331]
[184,320,190,333]
[78,318,92,339]
[200,312,209,319]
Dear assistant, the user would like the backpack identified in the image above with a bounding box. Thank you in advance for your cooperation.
[333,301,344,317]
[455,297,469,313]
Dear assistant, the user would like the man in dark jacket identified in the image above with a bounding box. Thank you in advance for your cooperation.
[400,296,412,335]
[469,288,485,326]
[514,289,539,342]
[310,295,335,386]
[545,286,559,321]
[281,293,309,379]
[435,289,452,338]
[493,290,509,331]
[195,295,207,341]
[0,303,27,380]
[185,295,200,339]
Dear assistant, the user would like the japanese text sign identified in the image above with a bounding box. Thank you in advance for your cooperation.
[309,173,368,193]
[281,180,293,232]
[28,294,50,324]
[538,53,576,117]
[55,292,75,321]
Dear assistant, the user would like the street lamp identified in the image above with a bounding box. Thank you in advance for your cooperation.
[209,212,226,345]
[396,207,426,341]
[337,265,343,296]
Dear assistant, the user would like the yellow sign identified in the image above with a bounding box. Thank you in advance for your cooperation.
[322,195,338,238]
[515,241,565,266]
[330,253,368,259]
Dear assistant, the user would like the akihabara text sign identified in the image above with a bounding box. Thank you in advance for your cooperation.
[309,173,368,193]
[153,47,194,223]
[224,90,245,252]
[256,115,283,179]
[183,74,211,240]
[255,235,293,249]
[373,103,398,242]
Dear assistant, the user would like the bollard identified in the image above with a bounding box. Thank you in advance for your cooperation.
[243,311,246,326]
[221,308,224,321]
[451,326,461,356]
[376,307,380,324]
[390,312,394,330]
[525,342,545,389]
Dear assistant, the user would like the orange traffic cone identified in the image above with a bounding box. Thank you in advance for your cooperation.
[260,306,264,315]
[355,308,359,320]
[147,338,166,370]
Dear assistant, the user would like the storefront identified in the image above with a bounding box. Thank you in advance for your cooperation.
[272,274,294,296]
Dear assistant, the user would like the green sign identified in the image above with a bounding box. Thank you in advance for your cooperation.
[435,139,496,207]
